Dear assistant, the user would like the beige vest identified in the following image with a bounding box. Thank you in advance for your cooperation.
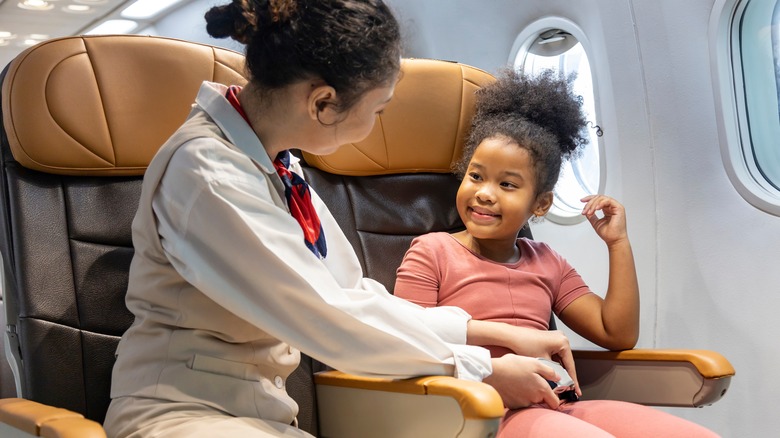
[110,107,301,424]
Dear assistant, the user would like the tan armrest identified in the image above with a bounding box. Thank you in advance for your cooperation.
[314,371,503,419]
[0,398,105,438]
[573,349,734,407]
[314,371,503,438]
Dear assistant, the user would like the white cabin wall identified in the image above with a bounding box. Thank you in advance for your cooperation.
[149,1,780,435]
[631,0,780,434]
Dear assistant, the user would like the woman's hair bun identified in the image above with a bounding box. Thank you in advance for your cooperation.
[205,1,259,44]
[204,0,401,112]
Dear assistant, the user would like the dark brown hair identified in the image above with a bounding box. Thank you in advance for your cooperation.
[454,68,588,196]
[205,0,401,112]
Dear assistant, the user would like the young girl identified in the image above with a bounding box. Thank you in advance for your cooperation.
[395,69,718,437]
[104,2,573,437]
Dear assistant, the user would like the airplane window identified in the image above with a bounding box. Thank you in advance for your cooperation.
[513,28,602,224]
[741,0,780,189]
[711,0,780,215]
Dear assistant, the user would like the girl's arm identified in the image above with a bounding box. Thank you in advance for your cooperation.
[466,320,572,359]
[558,195,640,351]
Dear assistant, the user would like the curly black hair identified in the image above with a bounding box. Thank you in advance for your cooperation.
[454,68,588,196]
[205,0,401,112]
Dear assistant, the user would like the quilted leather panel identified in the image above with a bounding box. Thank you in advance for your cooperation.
[6,165,80,325]
[19,318,86,416]
[70,241,134,334]
[65,178,141,247]
[82,331,125,424]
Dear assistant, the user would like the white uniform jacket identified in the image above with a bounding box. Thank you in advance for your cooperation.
[109,82,492,425]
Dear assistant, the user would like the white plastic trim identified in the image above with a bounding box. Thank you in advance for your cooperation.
[508,16,606,225]
[710,0,780,216]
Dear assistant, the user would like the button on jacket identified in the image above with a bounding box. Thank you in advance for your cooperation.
[109,82,492,425]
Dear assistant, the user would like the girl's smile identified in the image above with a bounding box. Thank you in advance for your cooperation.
[454,135,552,263]
[466,206,501,223]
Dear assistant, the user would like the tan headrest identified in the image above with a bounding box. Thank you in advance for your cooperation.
[303,58,496,176]
[1,35,247,176]
[1,36,494,177]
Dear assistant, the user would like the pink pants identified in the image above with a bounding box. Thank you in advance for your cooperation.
[498,400,719,437]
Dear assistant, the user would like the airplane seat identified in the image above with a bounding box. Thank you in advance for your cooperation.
[0,35,509,438]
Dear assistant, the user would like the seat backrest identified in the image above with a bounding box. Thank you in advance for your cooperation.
[0,35,247,425]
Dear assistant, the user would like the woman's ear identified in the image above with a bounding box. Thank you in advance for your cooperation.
[308,84,338,124]
[533,191,554,217]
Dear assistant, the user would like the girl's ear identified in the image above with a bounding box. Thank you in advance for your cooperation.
[533,191,554,217]
[308,84,338,124]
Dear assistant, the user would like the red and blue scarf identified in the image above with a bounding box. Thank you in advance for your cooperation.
[225,85,327,259]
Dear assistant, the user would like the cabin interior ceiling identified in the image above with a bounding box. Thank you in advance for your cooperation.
[0,0,136,69]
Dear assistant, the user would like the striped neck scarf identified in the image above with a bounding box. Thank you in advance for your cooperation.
[225,85,327,259]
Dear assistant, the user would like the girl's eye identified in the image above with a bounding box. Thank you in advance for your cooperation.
[500,182,517,189]
[468,172,482,181]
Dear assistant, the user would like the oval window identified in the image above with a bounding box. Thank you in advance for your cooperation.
[510,20,603,224]
[712,0,780,215]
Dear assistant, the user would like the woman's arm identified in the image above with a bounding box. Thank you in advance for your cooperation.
[558,195,640,350]
[156,140,493,382]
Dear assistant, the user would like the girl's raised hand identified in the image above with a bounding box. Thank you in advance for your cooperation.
[581,195,629,246]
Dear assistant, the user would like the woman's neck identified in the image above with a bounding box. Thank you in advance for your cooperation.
[238,83,302,159]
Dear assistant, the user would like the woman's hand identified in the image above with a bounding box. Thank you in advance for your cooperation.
[514,329,581,398]
[483,354,561,409]
[467,321,581,396]
[581,195,629,247]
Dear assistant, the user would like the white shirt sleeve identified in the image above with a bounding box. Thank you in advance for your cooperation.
[153,138,492,382]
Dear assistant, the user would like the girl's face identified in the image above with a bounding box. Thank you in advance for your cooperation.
[456,136,552,246]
